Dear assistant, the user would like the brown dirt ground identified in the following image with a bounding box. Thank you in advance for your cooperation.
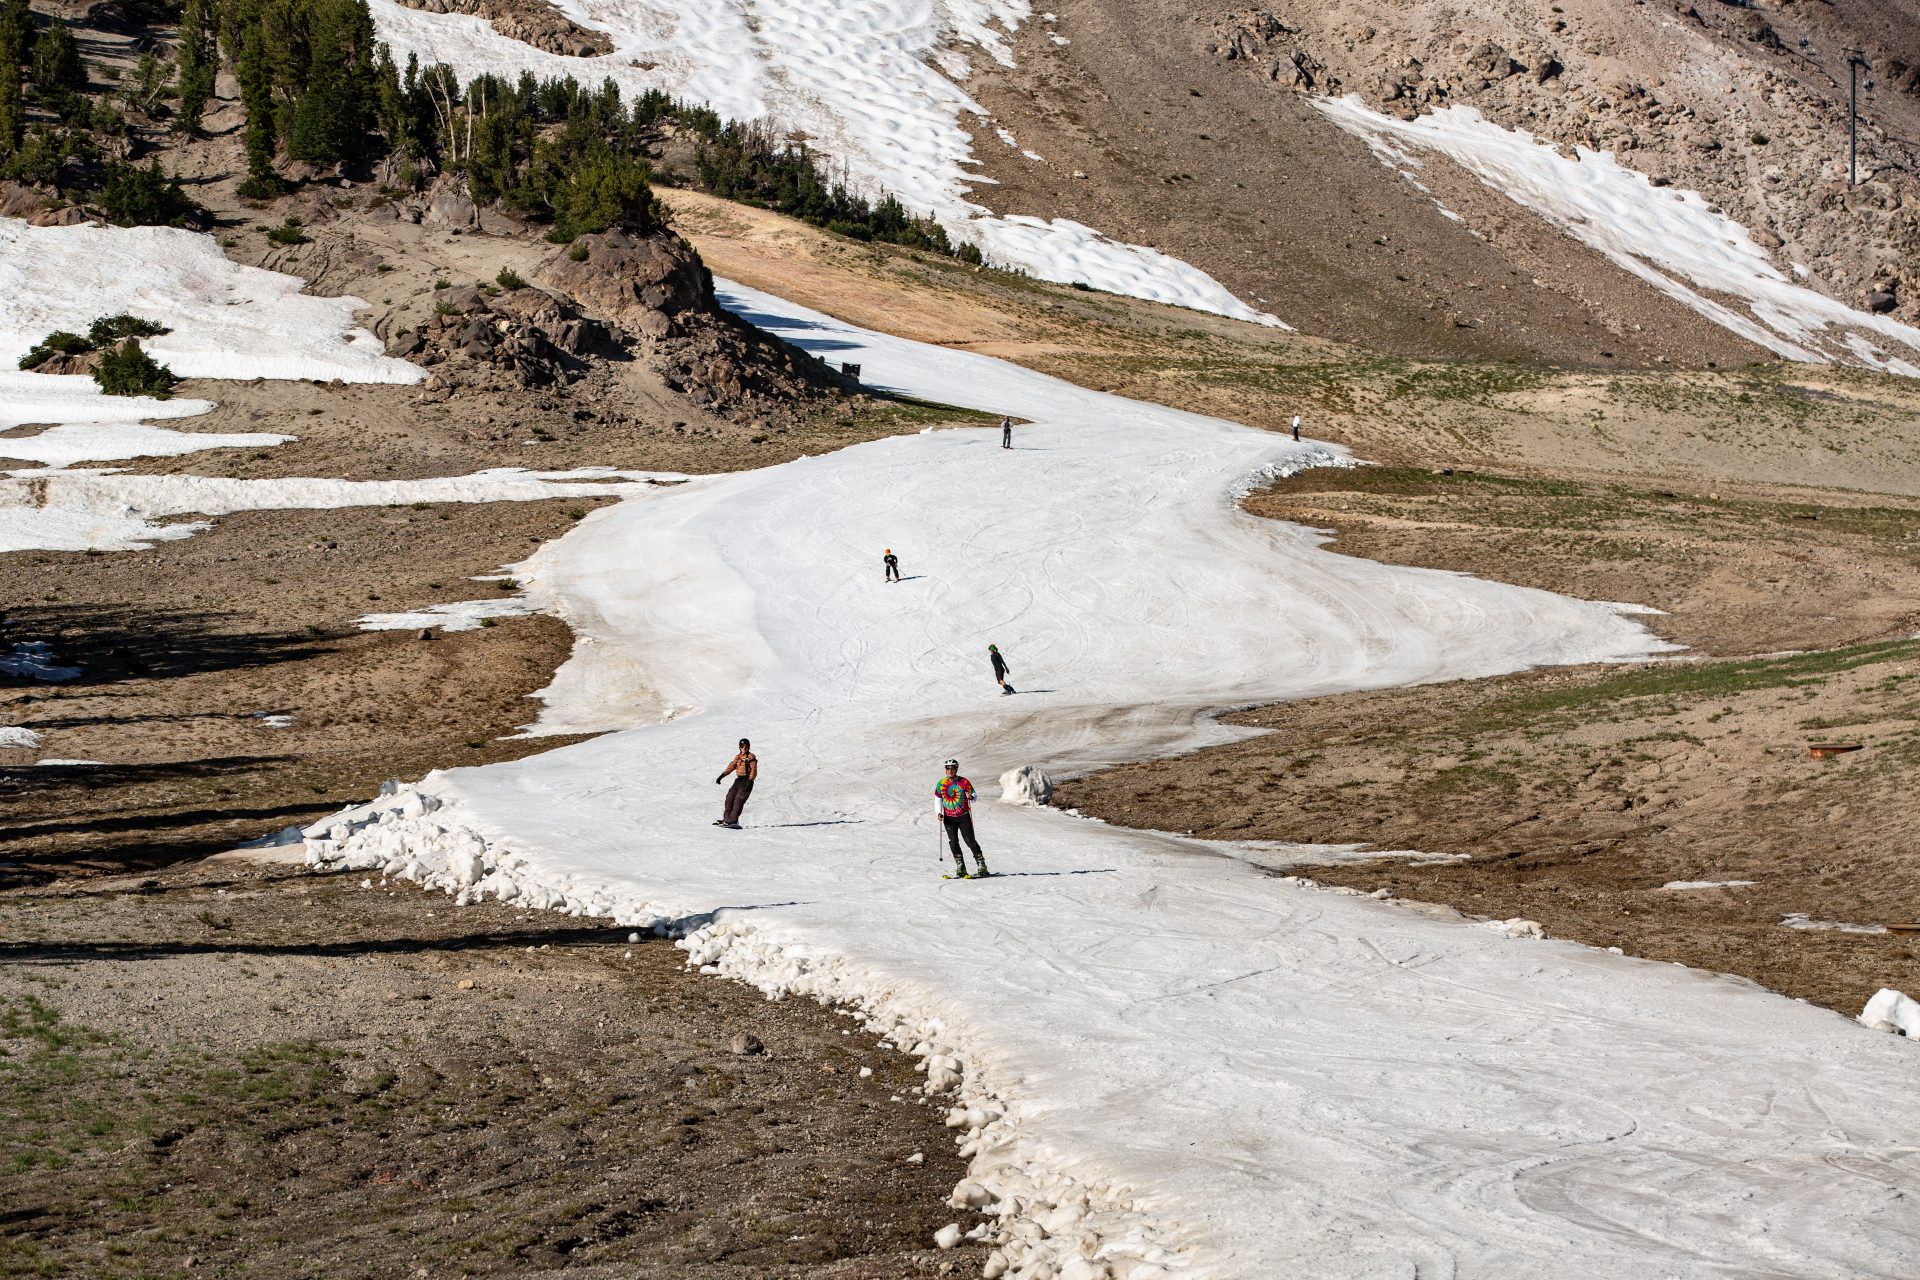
[0,858,986,1279]
[0,499,606,883]
[1056,466,1920,1015]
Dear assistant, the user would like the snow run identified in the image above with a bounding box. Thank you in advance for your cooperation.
[310,282,1920,1277]
[361,0,1284,328]
[1313,96,1920,376]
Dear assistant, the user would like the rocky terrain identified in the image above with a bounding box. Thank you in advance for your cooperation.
[1198,0,1920,321]
[391,0,611,58]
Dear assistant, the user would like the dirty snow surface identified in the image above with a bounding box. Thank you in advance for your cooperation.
[1314,97,1920,376]
[363,0,1283,327]
[311,283,1920,1276]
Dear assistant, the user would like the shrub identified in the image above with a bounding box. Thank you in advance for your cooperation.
[235,173,288,201]
[495,266,526,290]
[99,160,204,228]
[265,218,308,245]
[17,331,89,370]
[92,340,176,398]
[87,314,167,346]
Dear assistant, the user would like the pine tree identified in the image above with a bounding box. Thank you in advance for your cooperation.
[0,0,25,161]
[234,24,281,195]
[29,19,84,99]
[173,0,216,134]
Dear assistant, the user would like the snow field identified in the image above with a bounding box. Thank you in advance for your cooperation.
[0,219,422,385]
[1313,97,1920,375]
[362,0,1285,327]
[0,467,679,554]
[0,213,435,543]
[314,283,1920,1276]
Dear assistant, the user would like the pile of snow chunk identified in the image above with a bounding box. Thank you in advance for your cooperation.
[1860,988,1920,1039]
[999,765,1054,807]
[307,785,1201,1279]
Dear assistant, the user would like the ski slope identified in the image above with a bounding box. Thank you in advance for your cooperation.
[311,285,1920,1277]
[362,0,1283,327]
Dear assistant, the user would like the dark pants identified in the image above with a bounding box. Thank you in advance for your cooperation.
[724,777,754,825]
[943,814,985,868]
[1002,428,1012,448]
[886,563,900,581]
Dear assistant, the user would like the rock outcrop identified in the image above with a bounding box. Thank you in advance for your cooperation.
[389,0,610,58]
[534,229,856,417]
[385,283,614,390]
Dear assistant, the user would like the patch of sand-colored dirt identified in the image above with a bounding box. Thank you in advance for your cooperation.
[0,858,985,1278]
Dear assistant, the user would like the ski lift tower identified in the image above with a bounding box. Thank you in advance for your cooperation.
[1845,47,1871,188]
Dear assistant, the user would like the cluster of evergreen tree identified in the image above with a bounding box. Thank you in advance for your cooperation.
[0,0,980,258]
[0,0,127,188]
[689,118,977,262]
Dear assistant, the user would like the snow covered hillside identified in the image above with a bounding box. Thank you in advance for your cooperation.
[1315,97,1920,376]
[310,284,1920,1276]
[362,0,1283,326]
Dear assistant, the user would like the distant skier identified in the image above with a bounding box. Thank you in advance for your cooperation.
[1291,414,1302,442]
[884,548,901,583]
[714,738,757,828]
[936,758,990,878]
[1001,415,1013,449]
[988,643,1014,695]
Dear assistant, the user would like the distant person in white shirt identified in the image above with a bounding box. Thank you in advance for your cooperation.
[1291,414,1302,442]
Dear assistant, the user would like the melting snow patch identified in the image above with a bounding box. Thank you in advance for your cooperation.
[0,726,43,749]
[1781,912,1885,935]
[0,641,79,681]
[254,713,296,729]
[0,414,287,468]
[359,596,538,633]
[0,467,675,555]
[34,757,102,766]
[1860,988,1920,1038]
[0,218,422,385]
[1480,917,1546,939]
[1661,880,1756,891]
[1312,97,1920,375]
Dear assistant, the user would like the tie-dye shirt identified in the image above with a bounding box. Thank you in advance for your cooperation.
[935,776,975,817]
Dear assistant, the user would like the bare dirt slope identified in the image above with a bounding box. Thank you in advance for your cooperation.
[952,0,1920,361]
[958,1,1766,368]
[0,859,985,1278]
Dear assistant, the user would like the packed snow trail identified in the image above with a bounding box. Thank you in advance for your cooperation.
[312,284,1920,1277]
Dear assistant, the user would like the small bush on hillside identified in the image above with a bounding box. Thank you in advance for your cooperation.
[93,340,176,399]
[265,218,308,245]
[87,314,168,346]
[236,173,289,201]
[17,331,90,371]
[99,161,205,228]
[495,266,526,290]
